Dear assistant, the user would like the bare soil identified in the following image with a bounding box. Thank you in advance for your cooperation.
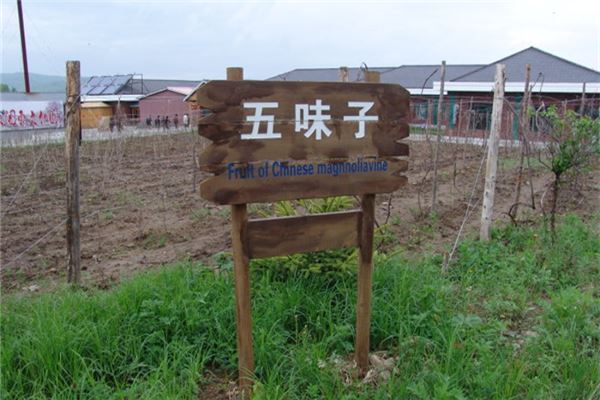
[1,132,598,291]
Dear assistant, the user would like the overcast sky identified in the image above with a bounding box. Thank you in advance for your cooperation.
[2,0,599,80]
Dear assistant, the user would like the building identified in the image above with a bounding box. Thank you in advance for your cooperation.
[138,86,195,126]
[80,75,204,129]
[269,47,600,139]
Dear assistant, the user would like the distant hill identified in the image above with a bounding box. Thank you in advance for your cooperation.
[0,72,67,93]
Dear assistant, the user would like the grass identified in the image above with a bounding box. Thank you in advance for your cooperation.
[2,215,599,399]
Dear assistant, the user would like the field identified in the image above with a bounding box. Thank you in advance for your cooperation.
[1,131,599,398]
[2,131,598,291]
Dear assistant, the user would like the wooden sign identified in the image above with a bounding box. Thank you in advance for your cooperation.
[194,79,410,204]
[190,68,409,398]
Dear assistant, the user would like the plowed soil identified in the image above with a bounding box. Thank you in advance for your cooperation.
[1,132,598,291]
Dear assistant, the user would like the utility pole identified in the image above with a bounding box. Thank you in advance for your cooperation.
[17,0,31,93]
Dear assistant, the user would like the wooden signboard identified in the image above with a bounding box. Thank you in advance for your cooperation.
[191,67,409,398]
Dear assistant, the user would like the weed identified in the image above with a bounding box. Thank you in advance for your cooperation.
[216,207,231,220]
[116,190,143,207]
[101,209,114,222]
[141,231,169,249]
[26,180,39,195]
[190,207,211,222]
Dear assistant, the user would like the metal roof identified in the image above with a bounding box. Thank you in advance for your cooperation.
[452,47,600,83]
[143,86,196,98]
[381,65,484,89]
[267,67,396,82]
[118,78,205,95]
[267,65,483,89]
[267,47,600,91]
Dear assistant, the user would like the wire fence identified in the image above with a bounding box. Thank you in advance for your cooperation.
[0,129,236,287]
[2,93,597,289]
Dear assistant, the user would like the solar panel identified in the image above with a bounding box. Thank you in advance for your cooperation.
[80,75,134,96]
[89,86,106,95]
[103,84,120,94]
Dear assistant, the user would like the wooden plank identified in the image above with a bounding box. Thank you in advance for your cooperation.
[199,122,409,172]
[194,80,409,120]
[195,80,410,168]
[200,158,408,205]
[65,60,81,285]
[247,211,360,259]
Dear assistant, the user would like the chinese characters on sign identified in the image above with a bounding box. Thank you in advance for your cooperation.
[241,102,281,140]
[242,99,378,141]
[295,99,332,140]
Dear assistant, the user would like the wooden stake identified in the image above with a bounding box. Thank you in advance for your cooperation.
[227,67,244,81]
[580,82,586,115]
[431,60,446,214]
[355,70,379,374]
[227,67,254,398]
[480,64,505,241]
[65,60,81,285]
[425,99,433,153]
[339,66,349,82]
[512,64,531,218]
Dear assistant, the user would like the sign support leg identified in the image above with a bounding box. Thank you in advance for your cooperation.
[355,193,375,374]
[231,203,254,398]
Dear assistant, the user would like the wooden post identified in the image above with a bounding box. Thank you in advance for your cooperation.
[580,82,586,115]
[513,64,531,217]
[227,67,254,398]
[480,64,505,241]
[65,60,81,284]
[355,70,379,374]
[431,60,446,214]
[339,66,349,82]
[425,99,433,151]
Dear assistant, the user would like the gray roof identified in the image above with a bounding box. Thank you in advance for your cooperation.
[268,65,483,89]
[118,78,205,95]
[267,47,600,88]
[453,47,600,83]
[381,65,483,89]
[268,67,396,82]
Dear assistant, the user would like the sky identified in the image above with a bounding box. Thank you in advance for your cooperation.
[1,0,599,81]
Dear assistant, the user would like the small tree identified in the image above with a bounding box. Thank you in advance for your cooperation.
[536,106,600,241]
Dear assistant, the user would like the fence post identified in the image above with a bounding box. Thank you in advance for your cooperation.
[580,82,586,115]
[65,60,81,284]
[512,64,531,217]
[431,60,446,214]
[480,64,505,241]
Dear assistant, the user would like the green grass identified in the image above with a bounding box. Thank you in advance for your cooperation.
[2,215,599,399]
